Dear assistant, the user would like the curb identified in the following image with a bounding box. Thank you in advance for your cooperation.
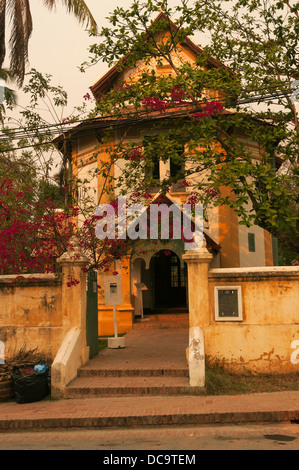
[0,407,298,432]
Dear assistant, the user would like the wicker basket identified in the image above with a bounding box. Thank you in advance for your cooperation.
[0,377,15,402]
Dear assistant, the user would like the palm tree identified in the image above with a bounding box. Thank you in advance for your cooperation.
[0,0,97,87]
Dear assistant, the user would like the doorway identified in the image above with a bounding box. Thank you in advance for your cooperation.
[152,250,187,309]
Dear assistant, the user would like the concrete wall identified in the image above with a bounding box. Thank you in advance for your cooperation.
[0,237,92,397]
[0,274,63,360]
[207,267,299,373]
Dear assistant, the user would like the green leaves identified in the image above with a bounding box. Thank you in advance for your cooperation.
[81,1,298,259]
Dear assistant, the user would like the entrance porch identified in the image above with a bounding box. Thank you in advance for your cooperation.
[131,244,188,317]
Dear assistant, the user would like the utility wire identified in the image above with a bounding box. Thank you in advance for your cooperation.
[0,81,294,138]
[0,91,292,142]
[0,89,294,153]
[0,85,293,140]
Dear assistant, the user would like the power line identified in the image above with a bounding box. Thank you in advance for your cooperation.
[0,90,292,142]
[0,89,294,153]
[0,81,294,139]
[1,84,293,140]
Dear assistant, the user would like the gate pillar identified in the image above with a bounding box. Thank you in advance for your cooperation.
[57,235,90,364]
[183,240,213,388]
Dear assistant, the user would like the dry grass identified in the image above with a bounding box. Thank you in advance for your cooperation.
[0,347,49,381]
[205,361,299,396]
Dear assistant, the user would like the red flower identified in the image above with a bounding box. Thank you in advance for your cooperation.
[191,101,224,120]
[83,93,91,101]
[170,87,185,102]
[142,96,168,113]
[129,147,144,161]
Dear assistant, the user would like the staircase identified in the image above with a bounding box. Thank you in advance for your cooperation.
[65,316,199,398]
[65,369,191,398]
[133,312,189,330]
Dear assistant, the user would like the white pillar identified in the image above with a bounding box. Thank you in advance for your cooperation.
[183,240,213,388]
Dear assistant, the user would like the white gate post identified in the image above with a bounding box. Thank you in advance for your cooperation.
[57,235,90,363]
[183,239,213,387]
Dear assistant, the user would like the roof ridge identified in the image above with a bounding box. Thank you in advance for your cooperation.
[90,12,227,100]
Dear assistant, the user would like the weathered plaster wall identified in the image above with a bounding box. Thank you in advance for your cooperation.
[207,267,299,373]
[0,274,63,360]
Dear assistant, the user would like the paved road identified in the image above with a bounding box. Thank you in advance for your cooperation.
[0,423,298,451]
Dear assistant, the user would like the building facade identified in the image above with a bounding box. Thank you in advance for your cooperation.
[59,13,276,336]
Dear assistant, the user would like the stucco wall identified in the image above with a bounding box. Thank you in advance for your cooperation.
[0,274,63,360]
[207,267,299,373]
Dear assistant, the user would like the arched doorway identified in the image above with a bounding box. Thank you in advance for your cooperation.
[151,250,187,309]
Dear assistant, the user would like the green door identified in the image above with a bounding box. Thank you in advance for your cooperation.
[86,270,98,358]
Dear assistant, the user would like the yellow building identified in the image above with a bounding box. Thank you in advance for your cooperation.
[56,13,278,336]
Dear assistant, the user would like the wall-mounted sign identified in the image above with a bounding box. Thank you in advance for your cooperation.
[104,275,124,346]
[214,286,243,321]
[104,275,122,306]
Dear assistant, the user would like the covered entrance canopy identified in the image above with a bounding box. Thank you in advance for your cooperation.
[130,193,220,314]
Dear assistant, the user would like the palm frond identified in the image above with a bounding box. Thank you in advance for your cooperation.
[0,67,15,82]
[7,0,32,86]
[56,0,97,31]
[0,0,6,68]
[1,0,97,87]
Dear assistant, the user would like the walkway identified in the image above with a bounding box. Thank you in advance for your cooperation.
[0,321,299,432]
[0,391,299,432]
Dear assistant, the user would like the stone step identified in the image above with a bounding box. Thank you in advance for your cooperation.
[133,322,188,330]
[133,314,189,330]
[78,367,188,377]
[65,375,199,398]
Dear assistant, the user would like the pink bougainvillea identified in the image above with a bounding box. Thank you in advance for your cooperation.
[191,101,224,120]
[129,147,144,161]
[83,93,92,101]
[204,187,219,199]
[0,178,78,275]
[66,275,80,287]
[62,116,74,125]
[142,96,168,113]
[170,87,185,103]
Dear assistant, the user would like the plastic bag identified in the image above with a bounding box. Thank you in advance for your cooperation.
[11,365,49,404]
[34,364,48,374]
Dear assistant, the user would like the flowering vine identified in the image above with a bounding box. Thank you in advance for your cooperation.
[191,101,224,120]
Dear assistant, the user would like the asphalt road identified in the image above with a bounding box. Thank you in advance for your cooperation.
[0,423,298,451]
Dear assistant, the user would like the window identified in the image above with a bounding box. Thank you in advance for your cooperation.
[170,255,179,287]
[180,264,187,287]
[143,136,160,180]
[143,136,185,181]
[170,142,185,178]
[248,233,256,252]
[170,265,179,287]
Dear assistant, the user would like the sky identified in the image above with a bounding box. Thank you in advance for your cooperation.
[3,0,298,123]
[2,0,140,122]
[4,0,193,122]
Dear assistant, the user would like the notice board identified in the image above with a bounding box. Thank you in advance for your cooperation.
[214,286,243,321]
